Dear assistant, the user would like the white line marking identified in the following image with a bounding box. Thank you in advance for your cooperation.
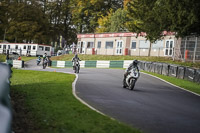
[141,72,200,97]
[71,73,106,116]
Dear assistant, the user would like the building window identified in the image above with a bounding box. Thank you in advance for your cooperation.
[15,45,18,49]
[152,40,163,49]
[97,41,101,48]
[139,40,150,49]
[87,42,94,48]
[165,40,174,56]
[105,41,113,49]
[45,47,50,51]
[33,46,36,50]
[131,41,136,49]
[39,46,44,51]
[24,45,27,49]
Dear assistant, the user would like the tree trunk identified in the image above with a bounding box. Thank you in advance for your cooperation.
[148,42,152,56]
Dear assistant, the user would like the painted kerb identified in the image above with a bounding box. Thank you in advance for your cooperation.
[109,61,124,68]
[85,61,97,67]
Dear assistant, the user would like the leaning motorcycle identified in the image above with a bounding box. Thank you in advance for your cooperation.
[37,59,41,65]
[73,61,80,73]
[123,68,140,90]
[43,59,48,69]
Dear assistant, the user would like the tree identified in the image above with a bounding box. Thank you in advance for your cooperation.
[126,0,200,40]
[6,1,49,43]
[0,0,10,41]
[71,0,123,33]
[96,8,128,33]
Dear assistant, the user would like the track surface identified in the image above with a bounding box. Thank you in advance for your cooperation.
[25,59,200,133]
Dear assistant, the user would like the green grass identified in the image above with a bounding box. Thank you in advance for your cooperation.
[11,69,140,133]
[0,54,36,62]
[51,54,200,69]
[142,71,200,95]
[20,56,37,61]
[0,54,6,62]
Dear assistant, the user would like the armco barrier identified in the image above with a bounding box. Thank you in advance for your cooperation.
[0,63,12,133]
[194,69,200,84]
[144,62,153,72]
[51,60,200,84]
[184,68,196,82]
[169,65,179,77]
[154,62,163,74]
[138,61,145,71]
[177,66,185,79]
[162,63,170,76]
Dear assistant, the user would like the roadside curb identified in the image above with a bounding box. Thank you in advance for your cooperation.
[71,73,107,116]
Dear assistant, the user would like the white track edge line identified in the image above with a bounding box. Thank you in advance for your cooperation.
[61,72,110,118]
[141,72,200,97]
[72,73,106,116]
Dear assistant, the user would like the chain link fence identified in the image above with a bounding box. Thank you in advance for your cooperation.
[174,36,200,62]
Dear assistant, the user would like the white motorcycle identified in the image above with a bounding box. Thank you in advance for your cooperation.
[123,68,140,90]
[73,60,80,73]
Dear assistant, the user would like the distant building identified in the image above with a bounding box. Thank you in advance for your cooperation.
[0,43,52,56]
[77,32,178,57]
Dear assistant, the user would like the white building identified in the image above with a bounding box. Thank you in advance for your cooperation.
[77,32,178,57]
[0,43,52,56]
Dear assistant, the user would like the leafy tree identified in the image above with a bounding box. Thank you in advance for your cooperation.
[0,0,10,41]
[96,8,128,33]
[71,0,123,33]
[126,0,200,41]
[6,1,49,43]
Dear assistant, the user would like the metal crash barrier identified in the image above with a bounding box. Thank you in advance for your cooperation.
[0,63,12,133]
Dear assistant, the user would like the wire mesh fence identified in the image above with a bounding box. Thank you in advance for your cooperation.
[174,36,200,62]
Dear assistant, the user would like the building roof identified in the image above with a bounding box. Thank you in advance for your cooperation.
[0,43,51,47]
[77,31,175,38]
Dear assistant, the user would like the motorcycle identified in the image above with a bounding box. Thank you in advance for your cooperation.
[37,58,41,66]
[123,67,140,90]
[43,58,48,69]
[73,60,80,73]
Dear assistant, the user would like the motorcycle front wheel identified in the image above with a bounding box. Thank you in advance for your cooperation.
[129,78,136,90]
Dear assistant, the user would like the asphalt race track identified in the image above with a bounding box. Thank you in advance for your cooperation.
[26,59,200,133]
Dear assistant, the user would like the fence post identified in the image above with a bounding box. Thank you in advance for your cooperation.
[173,47,175,61]
[193,37,197,63]
[184,37,187,62]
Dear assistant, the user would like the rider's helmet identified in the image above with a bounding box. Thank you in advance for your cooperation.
[133,60,138,66]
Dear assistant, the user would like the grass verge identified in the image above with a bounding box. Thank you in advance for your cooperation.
[11,69,140,133]
[0,54,36,62]
[21,56,37,62]
[0,54,6,62]
[142,71,200,95]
